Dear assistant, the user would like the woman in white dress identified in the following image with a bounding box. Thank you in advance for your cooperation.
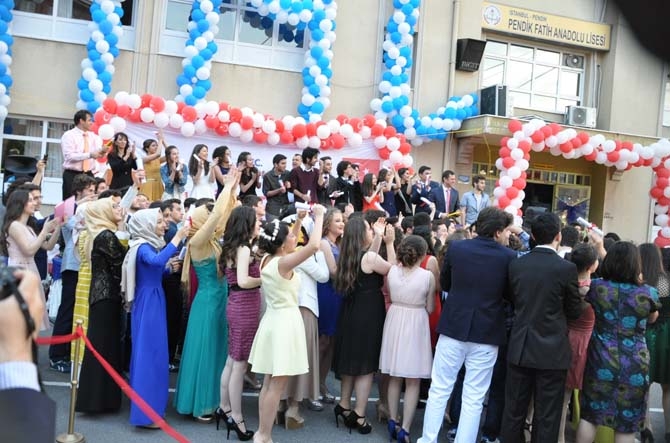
[188,144,214,200]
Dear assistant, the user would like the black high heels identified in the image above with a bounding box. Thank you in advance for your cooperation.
[333,403,350,428]
[345,410,372,435]
[641,428,655,443]
[214,407,231,431]
[226,416,254,441]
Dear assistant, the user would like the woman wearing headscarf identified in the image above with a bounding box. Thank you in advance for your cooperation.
[123,208,189,428]
[75,197,126,413]
[173,168,239,422]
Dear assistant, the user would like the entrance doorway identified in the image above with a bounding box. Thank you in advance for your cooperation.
[523,182,554,213]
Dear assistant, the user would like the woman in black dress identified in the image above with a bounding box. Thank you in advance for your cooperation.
[107,132,137,190]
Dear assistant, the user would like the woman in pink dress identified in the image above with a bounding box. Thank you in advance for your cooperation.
[379,235,435,443]
[0,189,60,330]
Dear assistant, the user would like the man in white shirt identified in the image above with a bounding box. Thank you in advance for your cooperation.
[61,110,105,199]
[460,175,490,227]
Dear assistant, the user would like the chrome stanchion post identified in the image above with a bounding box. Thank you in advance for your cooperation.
[56,319,85,443]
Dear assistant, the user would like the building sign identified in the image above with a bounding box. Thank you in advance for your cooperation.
[482,2,611,51]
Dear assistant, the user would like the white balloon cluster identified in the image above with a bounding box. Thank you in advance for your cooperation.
[0,1,13,121]
[249,0,338,121]
[175,0,221,106]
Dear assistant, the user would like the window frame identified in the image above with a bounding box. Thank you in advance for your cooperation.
[161,0,308,73]
[480,38,586,114]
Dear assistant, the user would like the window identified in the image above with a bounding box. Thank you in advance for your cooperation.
[663,79,670,127]
[13,0,135,49]
[2,117,70,204]
[163,0,307,72]
[481,40,584,113]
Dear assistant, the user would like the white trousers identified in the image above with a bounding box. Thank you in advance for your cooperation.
[417,335,498,443]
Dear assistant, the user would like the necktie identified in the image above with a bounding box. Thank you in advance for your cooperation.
[82,132,90,172]
[445,188,450,213]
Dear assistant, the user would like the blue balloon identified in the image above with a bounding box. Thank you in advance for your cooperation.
[416,125,427,136]
[392,97,404,109]
[310,46,323,59]
[114,6,124,19]
[322,68,332,78]
[98,71,112,84]
[177,75,190,86]
[200,48,213,60]
[307,19,319,30]
[406,15,417,27]
[387,22,398,33]
[110,46,119,57]
[297,21,306,31]
[411,0,420,7]
[92,9,106,23]
[189,28,201,40]
[381,101,393,113]
[184,65,196,78]
[444,108,456,119]
[193,86,206,99]
[399,47,410,58]
[283,30,294,42]
[87,40,96,51]
[322,0,333,3]
[99,20,113,35]
[456,109,466,120]
[191,9,205,22]
[185,95,197,106]
[470,94,479,104]
[308,84,320,96]
[317,56,329,69]
[310,29,323,41]
[87,101,100,113]
[105,32,119,46]
[411,110,419,119]
[303,0,313,10]
[464,107,472,118]
[196,79,211,90]
[207,41,217,53]
[80,89,94,102]
[402,3,414,14]
[279,0,291,8]
[313,10,325,22]
[470,106,479,117]
[77,78,88,90]
[0,21,6,36]
[311,102,324,114]
[92,59,106,73]
[390,75,402,86]
[261,17,273,29]
[297,103,309,116]
[303,74,314,86]
[291,2,303,12]
[295,31,304,45]
[197,19,209,32]
[393,0,403,8]
[103,83,111,94]
[191,55,205,69]
[390,32,401,44]
[384,58,395,69]
[88,49,101,61]
[391,115,404,128]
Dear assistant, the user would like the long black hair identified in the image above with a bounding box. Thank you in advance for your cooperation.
[258,219,290,255]
[220,206,257,271]
[640,243,666,288]
[188,144,210,177]
[334,217,369,295]
[109,132,129,157]
[0,189,31,256]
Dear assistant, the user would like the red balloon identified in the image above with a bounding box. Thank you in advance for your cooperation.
[280,131,294,144]
[578,132,590,144]
[384,126,397,138]
[371,124,384,137]
[614,140,622,151]
[253,129,268,144]
[520,171,527,180]
[530,131,544,143]
[607,151,620,163]
[523,153,531,161]
[621,141,634,150]
[541,126,553,137]
[90,123,99,134]
[363,114,376,127]
[149,96,165,113]
[331,134,345,149]
[229,108,242,122]
[559,142,573,154]
[215,123,229,136]
[378,147,391,159]
[549,123,562,135]
[141,94,152,108]
[219,102,230,111]
[320,138,331,150]
[102,98,117,114]
[399,143,411,155]
[349,118,363,130]
[182,106,197,122]
[506,187,519,199]
[499,147,511,158]
[129,109,142,123]
[658,168,670,178]
[177,102,186,113]
[240,116,254,130]
[292,124,307,139]
[507,120,523,133]
[94,109,107,123]
[274,120,285,133]
[116,104,131,118]
[205,116,219,129]
[502,157,515,168]
[518,140,531,153]
[658,177,670,188]
[498,196,511,208]
[656,236,670,248]
[570,137,582,148]
[306,123,317,137]
[336,114,349,124]
[500,137,510,147]
[513,178,527,189]
[585,152,598,162]
[659,196,670,206]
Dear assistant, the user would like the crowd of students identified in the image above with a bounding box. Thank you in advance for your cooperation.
[2,109,666,443]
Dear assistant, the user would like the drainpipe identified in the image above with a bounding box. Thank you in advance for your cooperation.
[447,0,460,99]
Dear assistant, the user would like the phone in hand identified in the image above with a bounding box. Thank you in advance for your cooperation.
[42,153,48,162]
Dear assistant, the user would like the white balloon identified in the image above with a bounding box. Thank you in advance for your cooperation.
[127,94,141,109]
[517,159,530,170]
[181,122,195,137]
[387,137,401,151]
[109,116,126,132]
[349,133,363,147]
[510,148,523,161]
[240,130,254,143]
[100,0,114,14]
[499,176,513,189]
[316,125,331,139]
[374,136,388,148]
[196,67,210,80]
[656,205,670,215]
[296,136,309,149]
[140,108,155,123]
[656,214,670,226]
[531,142,545,152]
[508,166,521,179]
[504,205,517,215]
[169,114,184,129]
[95,40,110,54]
[194,37,208,51]
[545,135,558,148]
[389,150,403,164]
[262,119,277,134]
[507,138,519,150]
[200,0,214,13]
[98,124,114,140]
[603,140,616,153]
[662,227,670,239]
[228,122,242,137]
[82,68,97,81]
[340,124,354,138]
[268,132,280,145]
[493,187,506,198]
[154,112,169,128]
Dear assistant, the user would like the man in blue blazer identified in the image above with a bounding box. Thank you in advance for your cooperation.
[411,165,440,215]
[430,170,460,220]
[417,207,517,443]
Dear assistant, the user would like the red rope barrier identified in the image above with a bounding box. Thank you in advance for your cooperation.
[38,327,190,443]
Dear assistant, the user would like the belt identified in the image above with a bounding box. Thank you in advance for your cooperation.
[229,284,260,292]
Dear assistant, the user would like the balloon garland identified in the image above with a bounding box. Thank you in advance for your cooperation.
[77,0,124,113]
[493,119,670,247]
[175,0,222,106]
[0,0,13,120]
[371,0,479,145]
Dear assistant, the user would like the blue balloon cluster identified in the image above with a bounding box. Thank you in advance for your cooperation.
[242,9,305,46]
[176,0,223,105]
[373,0,478,144]
[77,0,124,114]
[0,0,14,119]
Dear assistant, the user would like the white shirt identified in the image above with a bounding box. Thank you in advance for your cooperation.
[295,250,329,316]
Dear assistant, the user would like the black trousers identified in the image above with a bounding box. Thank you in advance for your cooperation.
[162,272,184,362]
[62,169,93,200]
[48,270,78,361]
[500,363,567,443]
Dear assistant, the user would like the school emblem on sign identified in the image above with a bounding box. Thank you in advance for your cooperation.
[483,4,502,26]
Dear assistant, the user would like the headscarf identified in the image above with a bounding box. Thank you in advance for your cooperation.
[121,208,166,304]
[180,204,223,287]
[84,197,118,260]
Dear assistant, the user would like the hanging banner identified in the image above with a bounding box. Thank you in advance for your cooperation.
[482,2,611,50]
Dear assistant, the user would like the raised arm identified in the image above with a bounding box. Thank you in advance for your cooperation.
[190,168,240,248]
[278,205,325,277]
[8,220,59,257]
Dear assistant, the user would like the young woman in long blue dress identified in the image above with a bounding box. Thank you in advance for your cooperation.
[125,208,189,427]
[174,168,239,421]
[248,204,326,443]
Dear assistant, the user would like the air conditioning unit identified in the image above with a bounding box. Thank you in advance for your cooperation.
[565,106,597,128]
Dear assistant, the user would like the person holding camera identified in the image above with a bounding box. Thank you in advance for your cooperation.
[107,132,138,191]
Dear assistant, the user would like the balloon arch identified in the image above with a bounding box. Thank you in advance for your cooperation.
[493,119,670,248]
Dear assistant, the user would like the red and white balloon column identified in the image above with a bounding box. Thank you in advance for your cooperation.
[495,119,670,247]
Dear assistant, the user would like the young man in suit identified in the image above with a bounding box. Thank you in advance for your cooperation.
[417,207,517,443]
[411,166,440,215]
[431,170,460,220]
[500,212,584,443]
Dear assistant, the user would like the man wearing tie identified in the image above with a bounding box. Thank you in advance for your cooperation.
[61,110,104,199]
[431,170,459,220]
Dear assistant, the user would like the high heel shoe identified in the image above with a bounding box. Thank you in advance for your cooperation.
[376,400,391,423]
[226,417,254,441]
[641,428,655,443]
[284,410,305,430]
[397,427,411,443]
[345,410,372,435]
[333,403,350,428]
[215,407,231,431]
[387,418,399,441]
